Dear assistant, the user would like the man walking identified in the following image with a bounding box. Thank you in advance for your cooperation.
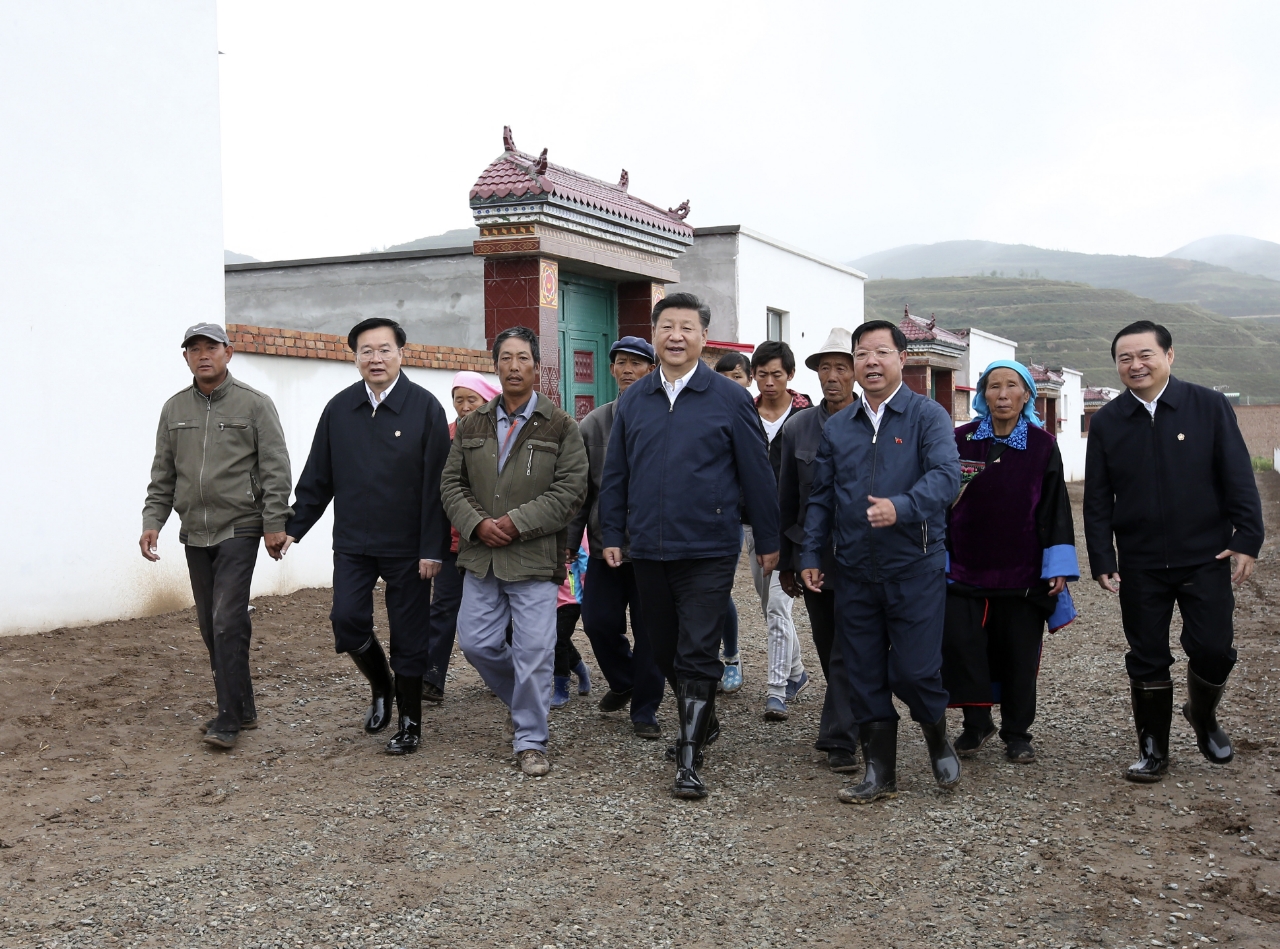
[141,323,292,750]
[566,337,667,739]
[801,319,961,803]
[441,326,588,777]
[777,328,860,772]
[284,317,451,756]
[1084,320,1263,782]
[599,292,780,799]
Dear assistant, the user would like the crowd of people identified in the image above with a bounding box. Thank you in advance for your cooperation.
[140,295,1264,801]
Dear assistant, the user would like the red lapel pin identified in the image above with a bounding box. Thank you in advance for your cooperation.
[895,437,903,444]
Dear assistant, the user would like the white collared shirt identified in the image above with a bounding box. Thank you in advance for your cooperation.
[660,362,699,406]
[365,372,400,411]
[1131,381,1168,418]
[861,382,903,434]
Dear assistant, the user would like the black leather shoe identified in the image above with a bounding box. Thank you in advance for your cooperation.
[920,715,962,788]
[598,689,633,713]
[202,729,238,749]
[204,716,257,733]
[1005,740,1036,763]
[839,721,897,804]
[954,710,997,758]
[423,681,445,705]
[1183,668,1233,764]
[827,748,860,773]
[1125,679,1173,783]
[386,675,422,755]
[349,636,394,734]
[673,679,715,799]
[633,721,661,740]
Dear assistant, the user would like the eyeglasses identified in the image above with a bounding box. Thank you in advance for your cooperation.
[853,348,900,362]
[357,346,399,362]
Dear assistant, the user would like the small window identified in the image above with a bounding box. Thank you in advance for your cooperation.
[766,308,789,342]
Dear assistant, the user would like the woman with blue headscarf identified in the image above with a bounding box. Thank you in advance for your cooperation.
[941,360,1080,764]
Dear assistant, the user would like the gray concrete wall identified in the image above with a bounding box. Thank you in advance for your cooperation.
[225,251,486,349]
[667,230,739,341]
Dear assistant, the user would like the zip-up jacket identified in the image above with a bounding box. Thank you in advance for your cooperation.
[777,400,835,574]
[1083,375,1263,576]
[143,372,293,547]
[598,360,779,561]
[801,384,960,581]
[566,399,624,560]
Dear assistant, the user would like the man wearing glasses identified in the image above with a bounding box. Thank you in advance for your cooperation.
[284,317,452,756]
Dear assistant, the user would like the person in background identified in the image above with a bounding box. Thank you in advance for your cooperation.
[714,351,752,388]
[713,351,752,694]
[750,340,813,721]
[550,531,591,708]
[141,323,293,750]
[942,361,1079,765]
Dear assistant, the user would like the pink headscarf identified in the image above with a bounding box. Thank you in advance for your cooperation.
[451,370,500,403]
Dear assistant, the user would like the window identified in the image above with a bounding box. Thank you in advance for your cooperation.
[766,308,789,343]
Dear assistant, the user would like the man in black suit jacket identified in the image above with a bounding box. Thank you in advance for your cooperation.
[284,318,451,756]
[1085,320,1264,783]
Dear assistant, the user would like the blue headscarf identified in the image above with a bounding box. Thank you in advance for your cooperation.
[972,359,1042,427]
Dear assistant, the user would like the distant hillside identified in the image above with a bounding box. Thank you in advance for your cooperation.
[1166,235,1280,283]
[384,227,478,252]
[864,276,1280,403]
[851,240,1280,318]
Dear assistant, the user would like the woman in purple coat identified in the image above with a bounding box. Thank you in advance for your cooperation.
[942,361,1079,763]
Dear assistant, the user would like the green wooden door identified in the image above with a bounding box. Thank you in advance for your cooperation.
[558,277,617,420]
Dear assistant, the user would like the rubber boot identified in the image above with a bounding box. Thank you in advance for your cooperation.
[349,636,394,734]
[573,659,591,696]
[920,715,962,789]
[838,721,898,804]
[550,675,572,709]
[1183,668,1233,764]
[674,678,716,799]
[385,675,422,755]
[1125,679,1173,783]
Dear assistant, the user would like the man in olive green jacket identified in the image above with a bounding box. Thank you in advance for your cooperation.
[441,326,588,776]
[140,323,293,749]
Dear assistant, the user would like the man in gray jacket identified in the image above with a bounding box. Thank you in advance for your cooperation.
[140,323,292,749]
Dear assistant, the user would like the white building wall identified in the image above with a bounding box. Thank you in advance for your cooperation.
[1058,368,1087,482]
[0,2,225,635]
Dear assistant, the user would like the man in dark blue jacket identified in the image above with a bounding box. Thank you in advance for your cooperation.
[802,319,962,804]
[599,292,780,799]
[285,318,452,756]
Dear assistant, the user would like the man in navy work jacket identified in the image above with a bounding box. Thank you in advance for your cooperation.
[284,317,452,757]
[1085,320,1263,783]
[599,292,780,800]
[801,319,962,804]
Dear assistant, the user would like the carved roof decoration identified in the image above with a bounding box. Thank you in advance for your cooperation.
[898,307,968,348]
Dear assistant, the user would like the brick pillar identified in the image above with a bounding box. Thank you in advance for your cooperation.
[934,369,954,420]
[483,257,561,405]
[903,365,929,397]
[617,281,665,342]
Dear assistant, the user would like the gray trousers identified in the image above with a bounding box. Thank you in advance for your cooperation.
[457,569,559,754]
[745,526,805,699]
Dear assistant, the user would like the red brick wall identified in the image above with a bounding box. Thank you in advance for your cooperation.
[903,365,928,397]
[1234,404,1280,457]
[226,324,490,372]
[482,257,560,405]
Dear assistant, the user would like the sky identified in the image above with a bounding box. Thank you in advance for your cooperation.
[218,0,1280,265]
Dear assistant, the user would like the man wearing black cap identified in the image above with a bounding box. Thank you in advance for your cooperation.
[566,336,666,739]
[283,318,452,756]
[141,323,293,750]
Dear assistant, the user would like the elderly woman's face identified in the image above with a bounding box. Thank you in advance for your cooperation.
[986,368,1030,421]
[452,387,485,418]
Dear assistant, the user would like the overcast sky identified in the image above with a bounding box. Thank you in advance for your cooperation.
[218,1,1280,265]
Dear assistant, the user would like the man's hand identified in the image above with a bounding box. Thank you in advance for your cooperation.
[476,519,513,548]
[603,547,624,568]
[1047,576,1066,596]
[1096,572,1121,594]
[779,569,802,598]
[801,567,824,593]
[281,535,295,557]
[867,495,897,528]
[565,548,575,564]
[1217,548,1257,584]
[494,514,520,540]
[419,559,441,580]
[756,550,779,575]
[139,529,160,562]
[264,531,288,560]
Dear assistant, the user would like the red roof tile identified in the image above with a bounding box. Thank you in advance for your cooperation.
[1026,363,1065,385]
[898,307,967,346]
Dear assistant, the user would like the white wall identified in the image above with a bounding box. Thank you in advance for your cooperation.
[1058,368,1086,482]
[0,3,224,635]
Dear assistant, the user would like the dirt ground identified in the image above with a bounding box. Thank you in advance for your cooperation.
[2,477,1279,949]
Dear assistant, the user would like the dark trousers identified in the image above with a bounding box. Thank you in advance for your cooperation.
[1118,558,1236,683]
[425,551,464,690]
[580,557,665,725]
[185,537,259,733]
[947,595,1046,744]
[802,588,859,753]
[722,596,739,657]
[331,552,433,677]
[554,604,583,676]
[633,556,738,684]
[834,566,950,726]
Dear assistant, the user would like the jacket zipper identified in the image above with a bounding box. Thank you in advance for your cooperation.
[198,393,212,538]
[868,423,879,581]
[526,444,534,476]
[1150,412,1169,568]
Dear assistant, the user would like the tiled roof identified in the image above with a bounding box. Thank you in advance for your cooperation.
[1083,387,1117,403]
[898,307,967,347]
[1026,363,1065,386]
[470,138,694,238]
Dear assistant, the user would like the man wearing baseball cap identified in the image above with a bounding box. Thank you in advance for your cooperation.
[140,323,294,750]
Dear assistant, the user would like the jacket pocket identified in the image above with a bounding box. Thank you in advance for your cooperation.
[216,417,251,431]
[168,419,199,432]
[522,439,560,478]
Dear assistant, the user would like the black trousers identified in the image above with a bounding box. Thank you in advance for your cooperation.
[633,556,738,684]
[185,537,259,733]
[425,551,464,690]
[331,552,433,677]
[580,557,665,726]
[1118,558,1236,683]
[554,604,583,676]
[802,588,859,753]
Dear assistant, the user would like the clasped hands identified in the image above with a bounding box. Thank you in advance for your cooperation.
[476,514,520,548]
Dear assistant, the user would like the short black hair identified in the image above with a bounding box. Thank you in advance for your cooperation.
[492,325,540,365]
[851,320,908,352]
[714,351,751,375]
[652,291,711,329]
[751,340,796,375]
[1111,320,1173,360]
[348,317,406,352]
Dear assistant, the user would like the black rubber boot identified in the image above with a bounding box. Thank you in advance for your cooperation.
[386,675,422,755]
[838,721,898,804]
[1125,679,1173,782]
[1183,668,1233,764]
[349,636,395,734]
[920,715,962,788]
[673,679,715,799]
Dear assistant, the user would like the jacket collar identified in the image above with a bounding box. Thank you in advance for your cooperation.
[474,389,558,419]
[1121,374,1181,416]
[347,371,413,413]
[851,380,912,418]
[194,371,236,403]
[644,358,713,396]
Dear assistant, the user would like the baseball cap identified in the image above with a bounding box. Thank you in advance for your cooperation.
[182,322,230,347]
[609,336,656,363]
